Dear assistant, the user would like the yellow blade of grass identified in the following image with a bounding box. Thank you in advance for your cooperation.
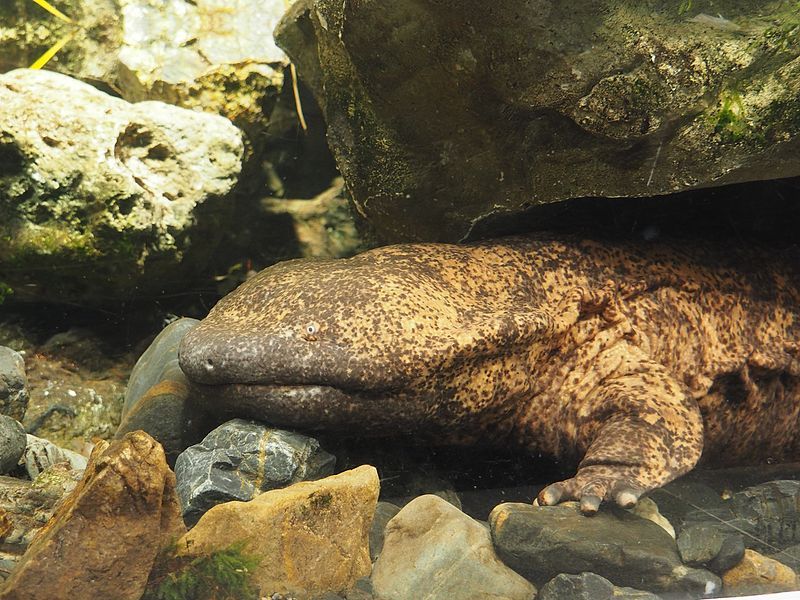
[289,63,308,132]
[30,30,75,69]
[30,0,73,23]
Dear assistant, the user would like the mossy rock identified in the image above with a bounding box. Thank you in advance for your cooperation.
[276,0,800,242]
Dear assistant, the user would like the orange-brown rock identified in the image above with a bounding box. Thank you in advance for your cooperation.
[722,549,798,596]
[177,465,379,599]
[0,431,186,600]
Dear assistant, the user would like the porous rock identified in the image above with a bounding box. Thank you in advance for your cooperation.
[276,0,800,242]
[116,317,201,460]
[0,68,243,305]
[0,0,120,82]
[0,431,186,600]
[174,418,336,524]
[371,494,536,600]
[538,572,660,600]
[118,0,286,137]
[22,434,87,479]
[490,502,719,595]
[0,348,27,421]
[0,417,24,475]
[177,465,379,599]
[722,549,798,596]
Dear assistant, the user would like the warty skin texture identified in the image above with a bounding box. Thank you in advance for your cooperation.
[179,234,800,514]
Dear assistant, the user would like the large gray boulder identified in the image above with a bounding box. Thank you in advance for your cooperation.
[0,69,243,305]
[276,0,800,242]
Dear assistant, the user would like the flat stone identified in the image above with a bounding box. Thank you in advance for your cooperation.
[0,69,243,306]
[722,549,798,596]
[372,494,536,600]
[22,434,87,479]
[177,465,379,599]
[490,502,719,595]
[0,348,27,421]
[116,318,202,460]
[0,431,186,600]
[0,417,24,475]
[538,572,660,600]
[174,418,336,525]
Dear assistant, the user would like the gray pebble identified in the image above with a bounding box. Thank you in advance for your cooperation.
[539,572,660,600]
[175,419,336,525]
[0,415,26,474]
[0,347,28,421]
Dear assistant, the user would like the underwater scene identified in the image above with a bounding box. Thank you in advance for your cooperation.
[1,0,800,598]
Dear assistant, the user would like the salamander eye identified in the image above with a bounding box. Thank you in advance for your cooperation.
[302,322,320,340]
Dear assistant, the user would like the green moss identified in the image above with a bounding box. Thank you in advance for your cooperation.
[143,542,261,600]
[0,282,12,305]
[711,89,748,142]
[2,223,99,261]
[678,0,693,15]
[760,1,800,53]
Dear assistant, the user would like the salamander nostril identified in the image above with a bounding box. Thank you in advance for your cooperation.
[204,358,214,372]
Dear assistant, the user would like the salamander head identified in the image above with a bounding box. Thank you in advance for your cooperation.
[178,244,548,437]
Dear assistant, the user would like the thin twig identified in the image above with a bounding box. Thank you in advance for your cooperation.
[290,63,308,132]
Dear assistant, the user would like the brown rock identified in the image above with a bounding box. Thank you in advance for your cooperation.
[177,465,379,599]
[0,431,186,600]
[722,549,798,595]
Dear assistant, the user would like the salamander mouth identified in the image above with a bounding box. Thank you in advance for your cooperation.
[189,381,422,433]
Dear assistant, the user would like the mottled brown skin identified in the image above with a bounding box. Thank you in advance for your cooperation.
[179,235,800,514]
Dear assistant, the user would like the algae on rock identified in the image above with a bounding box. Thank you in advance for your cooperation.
[0,68,243,305]
[276,0,800,242]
